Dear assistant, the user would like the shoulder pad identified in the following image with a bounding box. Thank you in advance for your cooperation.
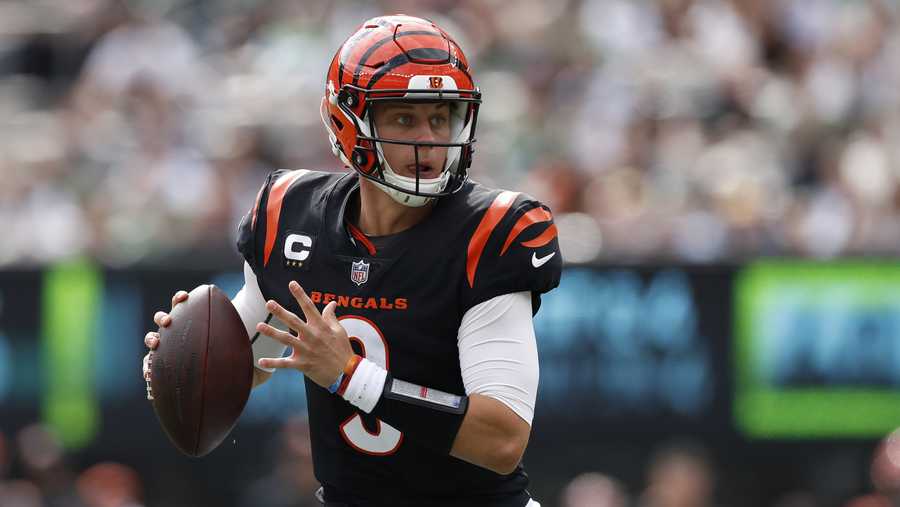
[237,169,321,271]
[463,190,562,311]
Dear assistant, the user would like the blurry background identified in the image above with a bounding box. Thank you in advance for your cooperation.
[2,0,900,505]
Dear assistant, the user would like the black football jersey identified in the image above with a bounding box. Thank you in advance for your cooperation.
[236,169,562,507]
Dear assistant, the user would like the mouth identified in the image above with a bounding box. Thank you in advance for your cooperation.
[407,163,438,178]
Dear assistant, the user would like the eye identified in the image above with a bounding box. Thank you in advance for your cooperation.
[395,114,413,127]
[429,115,448,129]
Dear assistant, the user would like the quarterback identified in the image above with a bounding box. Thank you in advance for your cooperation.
[143,14,561,507]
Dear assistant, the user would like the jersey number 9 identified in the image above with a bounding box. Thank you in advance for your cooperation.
[337,316,403,455]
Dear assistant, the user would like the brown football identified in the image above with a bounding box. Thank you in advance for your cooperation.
[150,284,252,457]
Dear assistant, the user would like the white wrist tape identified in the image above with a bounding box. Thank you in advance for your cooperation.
[341,358,387,414]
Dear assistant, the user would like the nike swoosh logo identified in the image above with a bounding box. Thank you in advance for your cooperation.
[532,251,556,268]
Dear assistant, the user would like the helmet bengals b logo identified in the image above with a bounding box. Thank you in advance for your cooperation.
[429,76,444,89]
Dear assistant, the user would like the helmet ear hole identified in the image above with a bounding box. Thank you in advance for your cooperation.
[339,90,357,107]
[353,149,368,167]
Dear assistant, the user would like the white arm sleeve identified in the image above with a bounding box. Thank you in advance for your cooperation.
[457,291,539,426]
[231,262,290,372]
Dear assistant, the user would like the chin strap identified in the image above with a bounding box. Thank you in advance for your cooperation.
[370,119,450,208]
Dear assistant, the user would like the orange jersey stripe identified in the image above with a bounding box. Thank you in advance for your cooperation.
[501,207,553,255]
[250,185,265,230]
[263,170,308,267]
[346,221,377,256]
[520,223,558,249]
[466,191,519,288]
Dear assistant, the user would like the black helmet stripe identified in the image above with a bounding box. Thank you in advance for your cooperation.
[350,31,444,86]
[364,48,452,89]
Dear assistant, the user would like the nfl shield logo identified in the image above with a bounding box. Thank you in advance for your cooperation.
[350,260,369,286]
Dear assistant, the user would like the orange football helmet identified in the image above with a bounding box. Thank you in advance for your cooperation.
[321,15,482,207]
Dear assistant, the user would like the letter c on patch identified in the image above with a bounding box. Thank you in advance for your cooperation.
[284,233,312,261]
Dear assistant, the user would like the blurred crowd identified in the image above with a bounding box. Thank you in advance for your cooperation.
[0,418,318,507]
[1,0,900,265]
[1,423,144,507]
[6,419,900,507]
[559,434,900,507]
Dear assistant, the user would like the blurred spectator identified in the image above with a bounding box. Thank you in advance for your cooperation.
[16,424,84,507]
[1,430,8,480]
[0,479,45,507]
[869,427,900,504]
[0,0,128,107]
[240,415,318,507]
[844,495,891,507]
[75,462,143,507]
[637,441,715,507]
[772,491,818,507]
[560,472,629,507]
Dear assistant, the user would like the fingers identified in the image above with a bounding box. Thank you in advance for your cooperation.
[265,299,309,336]
[322,301,338,324]
[257,357,295,370]
[153,291,188,329]
[289,281,321,325]
[144,331,160,350]
[171,290,189,308]
[153,311,171,328]
[256,322,301,347]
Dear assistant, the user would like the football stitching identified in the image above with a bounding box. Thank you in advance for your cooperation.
[195,285,212,456]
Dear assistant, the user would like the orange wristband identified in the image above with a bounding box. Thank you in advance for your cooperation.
[337,354,362,397]
[343,354,363,376]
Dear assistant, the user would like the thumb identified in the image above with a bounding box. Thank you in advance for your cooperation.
[322,301,338,324]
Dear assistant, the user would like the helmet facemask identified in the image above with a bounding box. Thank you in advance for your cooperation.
[326,83,481,207]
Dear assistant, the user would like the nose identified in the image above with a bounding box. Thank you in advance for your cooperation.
[412,121,438,144]
[408,125,438,160]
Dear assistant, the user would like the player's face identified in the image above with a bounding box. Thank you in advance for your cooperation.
[371,102,451,179]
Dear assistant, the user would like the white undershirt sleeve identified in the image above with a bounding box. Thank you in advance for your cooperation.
[231,261,290,372]
[457,291,539,426]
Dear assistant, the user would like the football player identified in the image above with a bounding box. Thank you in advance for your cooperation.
[143,14,561,507]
